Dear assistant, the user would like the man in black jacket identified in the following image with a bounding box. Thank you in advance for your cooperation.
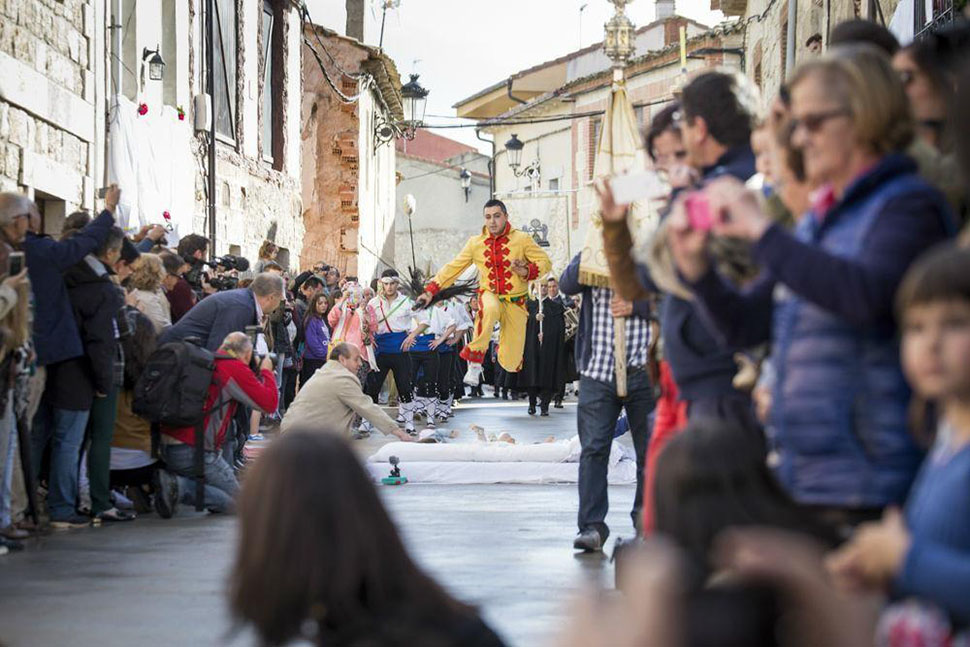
[34,226,128,528]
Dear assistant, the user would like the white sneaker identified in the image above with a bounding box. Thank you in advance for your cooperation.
[463,362,483,387]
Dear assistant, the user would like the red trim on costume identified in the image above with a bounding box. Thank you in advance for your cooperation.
[526,262,539,281]
[461,346,485,364]
[425,281,441,296]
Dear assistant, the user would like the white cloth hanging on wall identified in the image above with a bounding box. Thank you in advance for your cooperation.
[107,95,195,245]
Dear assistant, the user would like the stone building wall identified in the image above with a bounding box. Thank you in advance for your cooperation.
[0,0,304,265]
[185,0,304,266]
[0,0,99,233]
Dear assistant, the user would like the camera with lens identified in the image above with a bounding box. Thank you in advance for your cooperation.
[208,254,250,273]
[208,274,239,291]
[198,254,251,292]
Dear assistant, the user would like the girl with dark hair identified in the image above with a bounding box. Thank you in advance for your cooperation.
[653,420,838,583]
[229,430,506,647]
[300,292,332,387]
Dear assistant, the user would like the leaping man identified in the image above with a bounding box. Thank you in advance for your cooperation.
[416,199,552,386]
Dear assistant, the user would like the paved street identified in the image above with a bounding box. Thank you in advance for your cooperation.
[0,396,637,647]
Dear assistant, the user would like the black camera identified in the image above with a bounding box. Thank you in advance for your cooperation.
[207,254,250,273]
[208,275,239,291]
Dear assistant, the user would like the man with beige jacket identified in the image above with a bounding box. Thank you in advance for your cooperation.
[281,342,413,441]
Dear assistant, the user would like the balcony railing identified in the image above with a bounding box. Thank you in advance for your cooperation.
[915,0,956,40]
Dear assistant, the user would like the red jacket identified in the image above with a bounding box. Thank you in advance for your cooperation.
[162,355,278,450]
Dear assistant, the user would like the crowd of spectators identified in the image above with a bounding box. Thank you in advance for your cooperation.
[3,14,970,647]
[572,16,970,647]
[0,180,384,549]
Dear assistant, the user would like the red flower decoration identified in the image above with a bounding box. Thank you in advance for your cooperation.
[162,210,171,220]
[137,103,148,116]
[176,105,185,121]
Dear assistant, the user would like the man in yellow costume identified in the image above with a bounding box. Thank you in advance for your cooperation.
[416,199,552,386]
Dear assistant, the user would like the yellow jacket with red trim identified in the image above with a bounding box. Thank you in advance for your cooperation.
[425,223,552,298]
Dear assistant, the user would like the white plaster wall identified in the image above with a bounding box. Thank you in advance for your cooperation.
[356,87,398,282]
[394,156,491,275]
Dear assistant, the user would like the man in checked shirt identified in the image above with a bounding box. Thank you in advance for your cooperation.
[560,252,656,553]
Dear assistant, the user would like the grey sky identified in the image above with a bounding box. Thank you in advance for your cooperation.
[306,1,723,152]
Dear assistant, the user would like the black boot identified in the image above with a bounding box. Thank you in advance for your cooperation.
[528,393,537,415]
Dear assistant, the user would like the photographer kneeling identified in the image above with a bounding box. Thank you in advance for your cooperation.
[154,332,278,517]
[160,272,283,351]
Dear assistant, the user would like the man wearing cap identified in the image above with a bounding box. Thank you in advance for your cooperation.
[364,270,421,434]
[416,199,551,386]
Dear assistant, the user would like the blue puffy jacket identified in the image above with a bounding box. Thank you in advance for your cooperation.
[690,154,953,506]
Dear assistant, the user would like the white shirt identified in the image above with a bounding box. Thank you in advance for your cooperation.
[415,306,457,337]
[441,301,474,333]
[368,294,414,334]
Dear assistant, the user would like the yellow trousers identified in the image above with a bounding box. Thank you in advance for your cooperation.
[460,291,529,373]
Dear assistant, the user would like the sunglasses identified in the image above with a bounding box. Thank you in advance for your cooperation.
[790,108,851,134]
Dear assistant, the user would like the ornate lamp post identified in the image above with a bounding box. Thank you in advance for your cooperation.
[376,73,429,147]
[603,0,636,68]
[504,133,540,181]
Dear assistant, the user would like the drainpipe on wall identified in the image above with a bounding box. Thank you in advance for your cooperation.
[476,128,495,197]
[786,0,797,77]
[507,77,528,105]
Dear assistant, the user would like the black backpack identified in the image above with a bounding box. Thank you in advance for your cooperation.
[133,340,217,425]
[134,339,219,512]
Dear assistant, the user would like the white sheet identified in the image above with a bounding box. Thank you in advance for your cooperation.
[369,435,627,467]
[366,459,638,485]
[107,95,195,243]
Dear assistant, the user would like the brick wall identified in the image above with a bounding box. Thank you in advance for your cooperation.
[300,27,369,274]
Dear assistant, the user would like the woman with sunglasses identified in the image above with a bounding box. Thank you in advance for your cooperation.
[664,45,954,526]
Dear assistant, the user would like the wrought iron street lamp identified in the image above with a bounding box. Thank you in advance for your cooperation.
[142,46,166,81]
[459,168,472,202]
[401,74,429,129]
[376,73,429,147]
[504,133,540,181]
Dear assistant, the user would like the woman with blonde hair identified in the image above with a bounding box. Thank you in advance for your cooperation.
[127,253,171,332]
[254,240,278,273]
[661,45,954,520]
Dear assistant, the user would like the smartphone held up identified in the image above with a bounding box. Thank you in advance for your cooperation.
[684,191,728,232]
[609,171,669,206]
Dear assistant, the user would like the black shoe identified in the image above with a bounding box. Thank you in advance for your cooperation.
[540,409,549,416]
[528,405,536,415]
[153,469,179,519]
[573,529,603,552]
[554,401,563,409]
[0,536,25,551]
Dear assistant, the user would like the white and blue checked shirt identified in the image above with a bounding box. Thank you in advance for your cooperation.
[581,286,650,384]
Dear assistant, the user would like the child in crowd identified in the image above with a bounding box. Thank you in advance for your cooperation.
[300,292,331,387]
[828,245,970,639]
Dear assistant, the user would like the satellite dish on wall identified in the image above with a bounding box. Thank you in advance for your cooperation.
[403,194,416,217]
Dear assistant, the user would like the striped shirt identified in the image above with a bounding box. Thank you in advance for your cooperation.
[581,286,650,384]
